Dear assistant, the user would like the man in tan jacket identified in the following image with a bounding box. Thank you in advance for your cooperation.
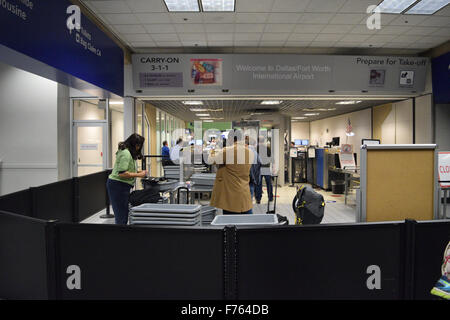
[209,132,254,214]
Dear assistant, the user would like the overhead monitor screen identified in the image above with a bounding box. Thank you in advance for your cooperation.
[301,139,309,146]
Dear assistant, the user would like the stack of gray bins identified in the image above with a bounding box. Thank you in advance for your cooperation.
[190,173,216,187]
[129,204,201,226]
[163,166,180,180]
[201,206,217,226]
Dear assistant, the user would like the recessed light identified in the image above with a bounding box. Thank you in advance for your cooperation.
[109,101,123,105]
[406,0,450,14]
[182,100,203,105]
[304,113,320,116]
[196,113,210,117]
[203,120,214,122]
[201,0,235,11]
[292,117,307,120]
[327,108,337,111]
[336,101,362,105]
[164,0,200,12]
[376,0,418,13]
[261,100,283,105]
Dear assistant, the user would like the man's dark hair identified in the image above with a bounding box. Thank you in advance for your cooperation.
[118,133,145,160]
[163,141,168,146]
[176,137,183,144]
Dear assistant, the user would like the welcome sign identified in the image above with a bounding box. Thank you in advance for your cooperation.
[132,54,428,96]
[0,0,124,96]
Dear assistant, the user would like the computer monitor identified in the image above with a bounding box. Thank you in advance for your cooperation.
[301,139,309,146]
[332,137,340,146]
[294,139,302,146]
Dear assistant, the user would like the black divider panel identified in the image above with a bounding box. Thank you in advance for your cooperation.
[236,223,404,300]
[33,180,74,222]
[0,211,52,299]
[57,224,224,300]
[413,220,450,300]
[76,171,108,222]
[0,189,32,217]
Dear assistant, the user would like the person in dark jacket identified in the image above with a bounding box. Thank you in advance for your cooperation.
[161,140,173,166]
[246,136,261,201]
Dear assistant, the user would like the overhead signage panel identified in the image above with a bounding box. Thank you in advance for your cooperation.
[132,54,428,96]
[0,0,124,96]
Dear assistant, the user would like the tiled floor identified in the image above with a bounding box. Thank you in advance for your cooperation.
[82,183,358,225]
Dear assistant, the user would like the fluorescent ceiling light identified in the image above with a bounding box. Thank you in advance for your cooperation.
[201,0,235,11]
[376,0,418,13]
[109,101,123,105]
[164,0,200,12]
[292,117,306,120]
[327,108,337,111]
[196,113,210,117]
[200,117,212,120]
[190,108,206,112]
[406,0,450,14]
[261,100,283,105]
[304,113,320,116]
[346,132,355,137]
[182,100,203,105]
[203,120,214,122]
[336,100,362,105]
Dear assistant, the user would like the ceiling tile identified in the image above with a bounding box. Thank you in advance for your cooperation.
[415,36,448,45]
[288,33,318,41]
[312,33,341,42]
[267,13,302,23]
[136,13,172,24]
[204,24,235,33]
[350,24,379,34]
[234,41,260,47]
[333,42,361,47]
[234,33,263,41]
[406,26,440,36]
[432,27,450,37]
[294,24,325,33]
[419,16,450,27]
[155,41,183,47]
[389,15,428,26]
[261,33,290,41]
[182,40,207,47]
[208,41,233,47]
[259,41,287,47]
[202,13,236,24]
[407,42,436,49]
[366,34,398,43]
[310,41,337,47]
[103,13,138,24]
[305,0,346,13]
[271,0,311,13]
[113,24,147,34]
[169,13,203,24]
[285,41,311,47]
[264,24,295,33]
[340,34,370,42]
[179,33,207,41]
[87,1,132,13]
[122,33,153,41]
[360,13,397,26]
[339,0,376,13]
[376,25,411,35]
[151,33,180,42]
[235,13,269,23]
[174,24,205,33]
[130,41,157,47]
[329,13,365,24]
[383,42,414,48]
[144,24,177,33]
[393,34,426,43]
[207,33,234,41]
[320,24,354,34]
[236,0,274,12]
[235,24,266,33]
[125,0,168,13]
[298,13,334,24]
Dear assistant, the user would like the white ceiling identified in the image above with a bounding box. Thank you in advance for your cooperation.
[82,0,450,54]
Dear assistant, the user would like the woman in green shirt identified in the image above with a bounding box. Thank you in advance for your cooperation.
[107,133,147,225]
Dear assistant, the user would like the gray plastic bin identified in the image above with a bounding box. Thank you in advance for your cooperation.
[211,214,278,226]
[130,203,201,214]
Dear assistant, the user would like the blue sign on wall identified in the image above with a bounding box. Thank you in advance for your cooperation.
[0,0,124,97]
[432,51,450,104]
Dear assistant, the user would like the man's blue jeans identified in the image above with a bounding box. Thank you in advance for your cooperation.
[255,175,273,202]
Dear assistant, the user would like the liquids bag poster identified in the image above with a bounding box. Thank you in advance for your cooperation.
[190,58,222,86]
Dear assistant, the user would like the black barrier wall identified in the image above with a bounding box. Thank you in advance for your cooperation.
[56,224,225,300]
[0,189,32,217]
[32,180,74,222]
[234,223,405,300]
[0,211,56,299]
[75,171,110,222]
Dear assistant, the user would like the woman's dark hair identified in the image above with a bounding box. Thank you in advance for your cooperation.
[118,133,145,160]
[176,137,183,144]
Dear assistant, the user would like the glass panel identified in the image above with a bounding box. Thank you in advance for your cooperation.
[73,99,106,120]
[110,107,124,167]
[77,126,104,177]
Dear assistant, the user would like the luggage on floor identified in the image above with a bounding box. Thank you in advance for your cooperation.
[276,214,289,225]
[292,185,324,225]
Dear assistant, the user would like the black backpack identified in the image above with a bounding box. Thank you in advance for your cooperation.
[292,185,325,225]
[129,188,161,207]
